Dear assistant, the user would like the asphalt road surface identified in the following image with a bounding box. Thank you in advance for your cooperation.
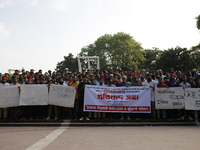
[0,126,200,150]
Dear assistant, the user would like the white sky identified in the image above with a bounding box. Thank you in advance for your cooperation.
[0,0,200,74]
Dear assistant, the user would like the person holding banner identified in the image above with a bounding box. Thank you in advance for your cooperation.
[93,78,107,120]
[192,78,200,122]
[179,76,194,121]
[46,77,58,120]
[9,77,20,121]
[68,76,79,120]
[156,77,167,120]
[146,75,157,119]
[166,75,180,121]
[0,76,10,120]
[20,78,37,121]
[118,75,131,120]
[56,77,68,120]
[78,75,90,121]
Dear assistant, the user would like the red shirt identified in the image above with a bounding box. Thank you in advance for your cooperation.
[157,82,167,87]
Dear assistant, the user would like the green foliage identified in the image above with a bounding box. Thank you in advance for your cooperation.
[140,48,162,70]
[57,17,200,73]
[190,44,200,68]
[155,47,199,72]
[196,15,200,30]
[78,32,145,71]
[56,53,78,72]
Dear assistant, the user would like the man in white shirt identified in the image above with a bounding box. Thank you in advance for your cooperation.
[146,75,157,118]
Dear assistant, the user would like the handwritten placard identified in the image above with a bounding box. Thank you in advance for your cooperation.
[20,85,48,105]
[49,85,76,107]
[0,86,20,107]
[185,88,200,110]
[155,87,185,109]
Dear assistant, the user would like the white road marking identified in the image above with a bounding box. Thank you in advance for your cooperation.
[26,126,68,150]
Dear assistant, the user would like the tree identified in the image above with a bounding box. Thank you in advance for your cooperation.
[79,32,145,71]
[196,15,200,30]
[56,53,78,72]
[140,48,162,71]
[156,47,196,72]
[190,44,200,69]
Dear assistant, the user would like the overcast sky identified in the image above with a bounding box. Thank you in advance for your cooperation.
[0,0,200,74]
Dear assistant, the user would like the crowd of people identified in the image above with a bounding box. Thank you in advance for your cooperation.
[0,67,200,122]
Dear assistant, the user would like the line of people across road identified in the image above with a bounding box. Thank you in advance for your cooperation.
[0,68,200,122]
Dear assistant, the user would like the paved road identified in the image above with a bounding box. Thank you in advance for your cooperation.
[0,126,200,150]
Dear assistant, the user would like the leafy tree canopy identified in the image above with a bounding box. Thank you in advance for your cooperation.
[56,53,78,72]
[155,47,198,72]
[140,47,162,71]
[196,15,200,30]
[78,32,145,71]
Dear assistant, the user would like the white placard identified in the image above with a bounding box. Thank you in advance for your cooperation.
[0,86,20,107]
[155,87,185,109]
[49,84,76,107]
[20,85,48,105]
[185,88,200,110]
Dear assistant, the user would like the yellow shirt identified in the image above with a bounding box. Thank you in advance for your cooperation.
[68,81,79,99]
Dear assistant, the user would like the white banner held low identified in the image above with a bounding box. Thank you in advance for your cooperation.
[84,85,151,113]
[49,85,76,107]
[20,85,48,105]
[185,88,200,110]
[0,86,20,107]
[155,87,185,109]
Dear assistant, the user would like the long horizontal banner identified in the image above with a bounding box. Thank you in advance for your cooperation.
[0,85,76,108]
[84,85,151,113]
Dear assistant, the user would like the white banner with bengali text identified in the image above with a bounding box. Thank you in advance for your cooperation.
[20,85,48,105]
[155,87,185,109]
[185,88,200,110]
[0,86,20,107]
[84,85,151,113]
[49,84,76,107]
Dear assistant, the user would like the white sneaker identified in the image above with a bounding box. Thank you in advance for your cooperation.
[86,117,90,121]
[88,112,92,118]
[94,112,97,118]
[181,116,185,120]
[46,117,50,120]
[188,116,193,121]
[55,117,57,120]
[79,117,84,121]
